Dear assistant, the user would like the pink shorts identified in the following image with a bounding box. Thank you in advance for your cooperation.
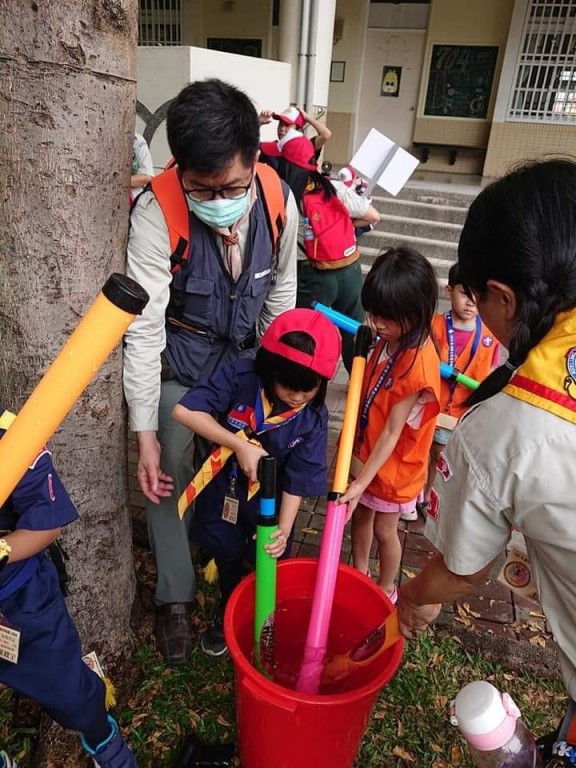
[359,488,418,515]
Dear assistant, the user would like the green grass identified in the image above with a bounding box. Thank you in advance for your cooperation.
[1,619,566,767]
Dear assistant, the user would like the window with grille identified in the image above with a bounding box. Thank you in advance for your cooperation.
[508,0,576,121]
[138,0,182,46]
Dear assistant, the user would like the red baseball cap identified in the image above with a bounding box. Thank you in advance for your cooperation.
[260,308,342,379]
[260,130,317,171]
[272,107,306,129]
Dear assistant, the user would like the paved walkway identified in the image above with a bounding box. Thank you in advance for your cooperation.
[128,363,555,658]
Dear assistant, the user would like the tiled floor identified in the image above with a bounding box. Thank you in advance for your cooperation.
[128,362,553,652]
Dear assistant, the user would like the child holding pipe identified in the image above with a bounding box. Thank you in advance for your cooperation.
[173,309,341,657]
[340,247,441,604]
[406,263,500,522]
[0,412,138,768]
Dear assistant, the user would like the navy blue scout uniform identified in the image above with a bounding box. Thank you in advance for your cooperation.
[0,426,109,740]
[179,358,328,563]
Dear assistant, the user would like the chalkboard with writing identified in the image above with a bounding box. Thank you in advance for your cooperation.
[424,45,499,119]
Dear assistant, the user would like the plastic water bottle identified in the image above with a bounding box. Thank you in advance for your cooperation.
[451,681,544,767]
[303,217,314,242]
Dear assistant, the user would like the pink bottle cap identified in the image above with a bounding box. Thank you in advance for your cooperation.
[450,681,521,751]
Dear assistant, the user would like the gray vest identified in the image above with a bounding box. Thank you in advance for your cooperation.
[164,186,283,386]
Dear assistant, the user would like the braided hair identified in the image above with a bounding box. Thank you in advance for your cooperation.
[460,158,576,406]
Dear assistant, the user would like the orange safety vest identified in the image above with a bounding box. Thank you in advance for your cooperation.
[432,313,496,419]
[353,338,440,504]
[147,162,287,274]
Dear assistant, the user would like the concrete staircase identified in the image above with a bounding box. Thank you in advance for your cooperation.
[358,183,479,298]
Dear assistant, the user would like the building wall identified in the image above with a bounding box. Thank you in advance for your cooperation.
[327,0,371,163]
[484,123,576,178]
[413,0,515,173]
[483,0,576,178]
[181,0,273,59]
[137,46,290,170]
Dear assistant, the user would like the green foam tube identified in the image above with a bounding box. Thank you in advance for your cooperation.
[254,457,278,671]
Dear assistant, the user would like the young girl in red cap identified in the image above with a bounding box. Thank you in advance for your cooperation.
[172,308,341,657]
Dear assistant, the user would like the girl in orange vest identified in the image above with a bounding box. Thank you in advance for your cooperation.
[412,263,499,520]
[340,247,441,603]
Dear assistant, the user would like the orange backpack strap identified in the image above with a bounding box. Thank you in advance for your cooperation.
[150,162,287,275]
[256,162,287,251]
[149,167,190,274]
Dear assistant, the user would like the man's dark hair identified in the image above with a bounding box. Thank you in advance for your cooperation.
[166,79,260,173]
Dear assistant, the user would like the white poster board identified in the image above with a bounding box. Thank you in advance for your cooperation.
[349,128,419,197]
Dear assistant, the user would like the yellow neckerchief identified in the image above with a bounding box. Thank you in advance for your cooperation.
[504,309,576,424]
[177,388,306,519]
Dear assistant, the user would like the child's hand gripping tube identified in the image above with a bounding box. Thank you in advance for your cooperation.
[296,325,372,695]
[0,274,149,506]
[254,456,278,672]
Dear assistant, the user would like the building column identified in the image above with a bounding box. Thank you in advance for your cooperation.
[278,0,303,103]
[307,0,337,110]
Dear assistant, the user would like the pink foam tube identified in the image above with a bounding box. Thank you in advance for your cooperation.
[296,500,348,694]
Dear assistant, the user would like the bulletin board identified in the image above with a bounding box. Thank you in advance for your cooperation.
[424,45,499,119]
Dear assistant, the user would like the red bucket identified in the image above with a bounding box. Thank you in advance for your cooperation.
[224,558,403,768]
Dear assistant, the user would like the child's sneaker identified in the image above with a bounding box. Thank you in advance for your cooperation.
[81,715,138,768]
[0,751,17,768]
[200,606,227,657]
[399,508,418,522]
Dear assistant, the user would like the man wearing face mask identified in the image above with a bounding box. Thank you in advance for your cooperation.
[123,79,298,665]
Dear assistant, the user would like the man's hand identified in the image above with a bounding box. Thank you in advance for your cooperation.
[137,431,174,503]
[397,591,442,639]
[235,440,269,482]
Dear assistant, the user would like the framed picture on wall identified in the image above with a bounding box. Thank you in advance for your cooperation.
[424,45,498,119]
[381,66,402,97]
[330,60,346,83]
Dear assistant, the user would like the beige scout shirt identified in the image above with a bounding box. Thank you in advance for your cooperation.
[123,187,299,432]
[425,392,576,699]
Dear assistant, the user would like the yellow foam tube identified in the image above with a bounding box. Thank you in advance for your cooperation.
[0,274,149,506]
[332,350,368,495]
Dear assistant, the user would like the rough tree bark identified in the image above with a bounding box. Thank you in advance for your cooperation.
[0,1,139,763]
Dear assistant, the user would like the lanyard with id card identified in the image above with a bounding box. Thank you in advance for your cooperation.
[0,608,20,664]
[222,460,239,525]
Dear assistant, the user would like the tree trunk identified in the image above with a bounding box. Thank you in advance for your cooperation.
[0,1,138,761]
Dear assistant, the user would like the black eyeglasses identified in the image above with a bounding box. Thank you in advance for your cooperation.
[182,172,254,202]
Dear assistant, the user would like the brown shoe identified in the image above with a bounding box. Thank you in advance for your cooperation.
[155,603,194,665]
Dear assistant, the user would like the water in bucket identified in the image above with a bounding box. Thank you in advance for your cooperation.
[248,591,392,695]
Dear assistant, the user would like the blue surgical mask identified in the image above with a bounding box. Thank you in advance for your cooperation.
[187,194,251,229]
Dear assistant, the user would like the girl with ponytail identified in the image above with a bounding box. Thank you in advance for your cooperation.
[396,160,576,741]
